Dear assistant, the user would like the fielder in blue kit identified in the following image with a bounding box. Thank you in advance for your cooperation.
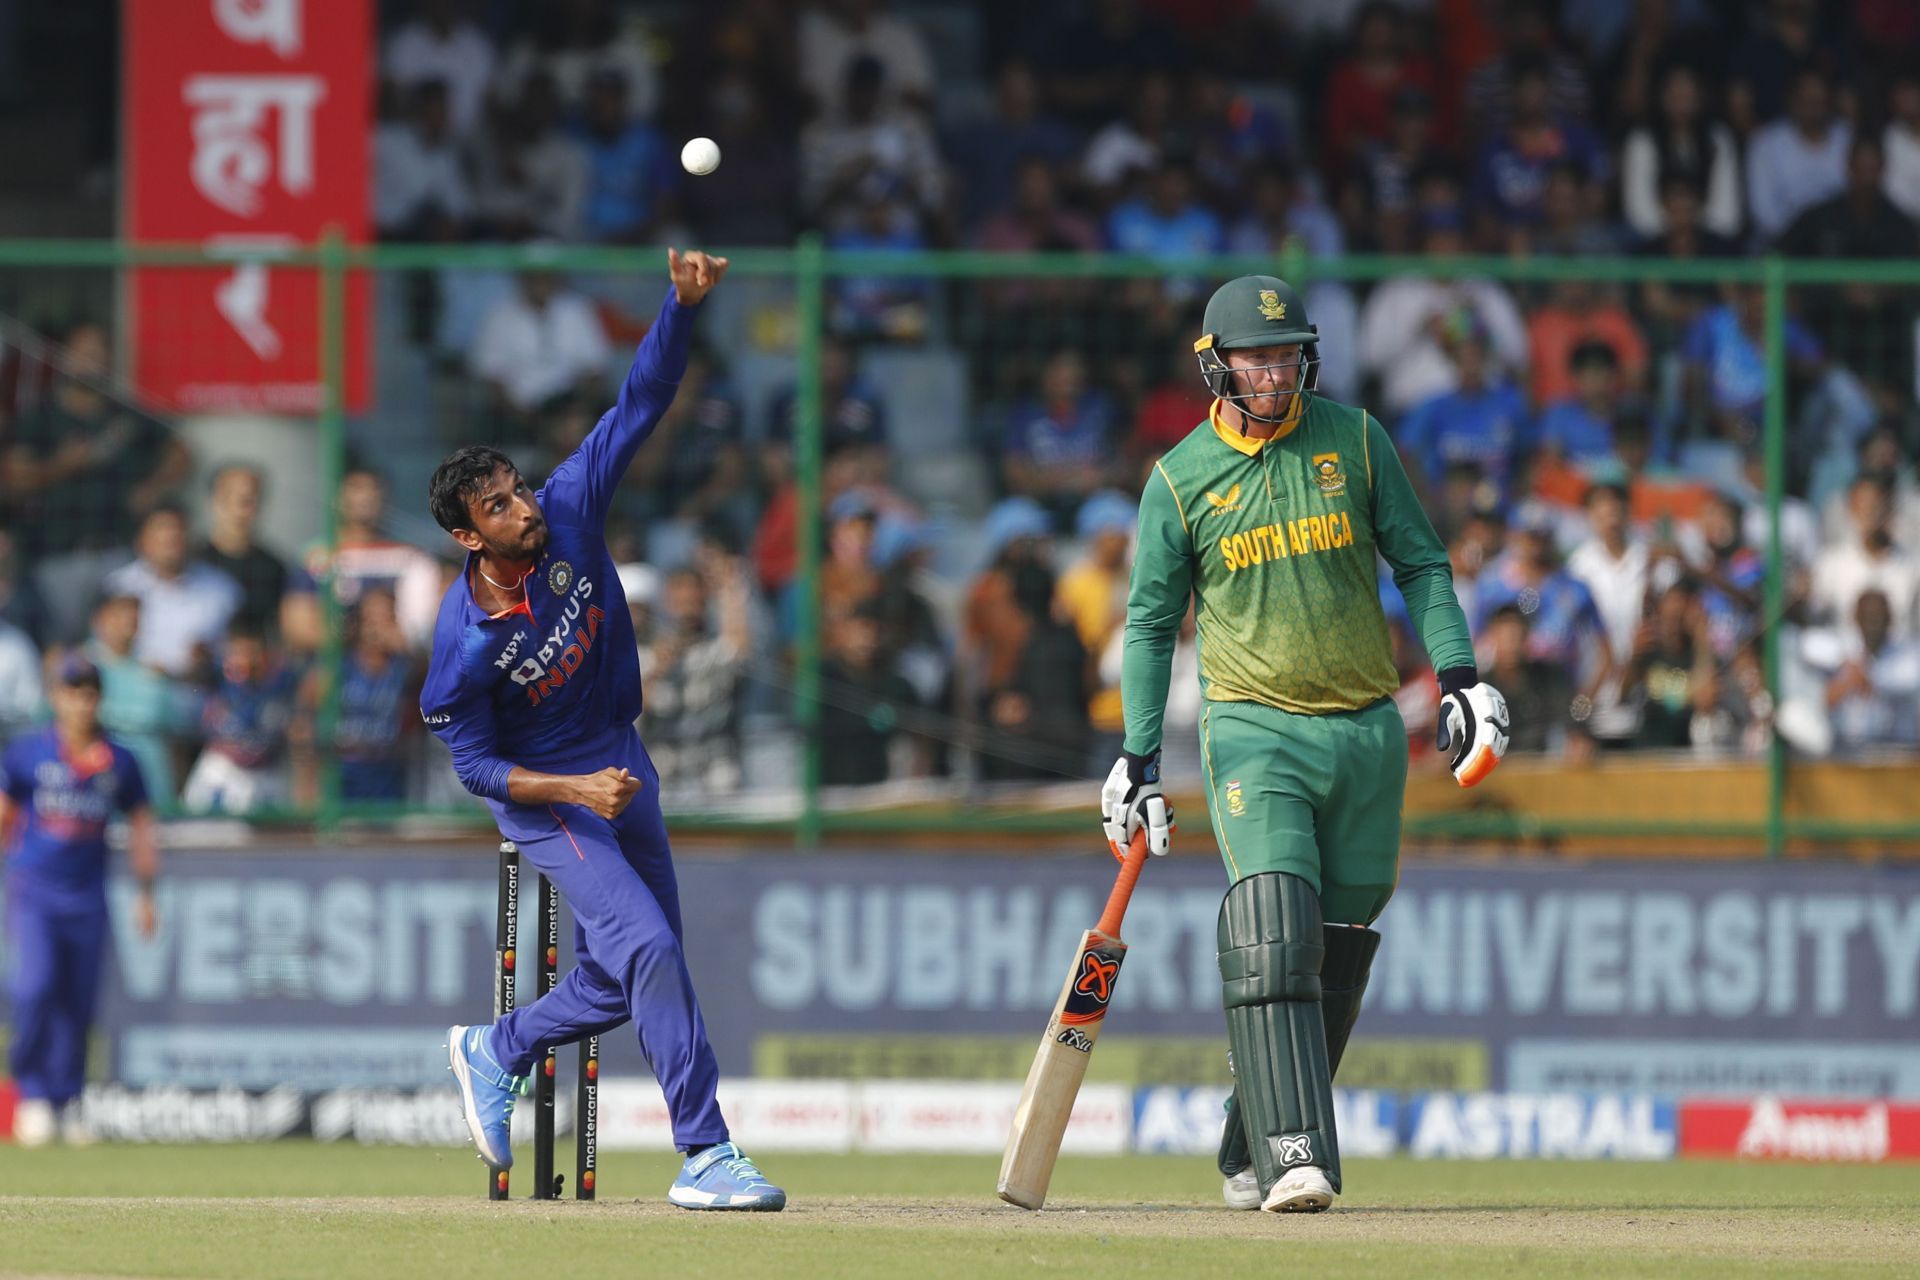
[426,250,784,1211]
[3,654,158,1148]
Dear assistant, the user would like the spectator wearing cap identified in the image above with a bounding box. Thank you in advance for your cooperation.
[572,67,680,243]
[962,496,1052,728]
[1,651,157,1148]
[1395,322,1531,505]
[818,488,884,653]
[1532,341,1624,466]
[868,513,949,733]
[101,505,240,682]
[1055,491,1135,767]
[1800,589,1920,753]
[1621,62,1743,242]
[1745,66,1851,244]
[1002,350,1119,528]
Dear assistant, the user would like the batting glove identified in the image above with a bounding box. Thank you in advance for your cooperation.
[1436,669,1509,788]
[1101,749,1173,857]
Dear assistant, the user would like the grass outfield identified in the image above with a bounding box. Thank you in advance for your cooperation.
[1,1144,1917,1278]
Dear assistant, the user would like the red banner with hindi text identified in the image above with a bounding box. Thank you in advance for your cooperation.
[123,0,371,412]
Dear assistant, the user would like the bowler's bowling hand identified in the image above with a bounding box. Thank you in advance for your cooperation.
[668,248,729,305]
[1437,671,1509,788]
[572,767,643,820]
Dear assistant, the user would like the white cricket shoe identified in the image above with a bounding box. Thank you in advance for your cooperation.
[12,1098,55,1148]
[60,1102,96,1147]
[1223,1167,1262,1210]
[1262,1165,1334,1213]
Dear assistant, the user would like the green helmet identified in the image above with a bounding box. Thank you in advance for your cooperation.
[1194,275,1320,422]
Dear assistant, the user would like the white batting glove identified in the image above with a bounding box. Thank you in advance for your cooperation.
[1437,677,1510,788]
[1101,750,1174,856]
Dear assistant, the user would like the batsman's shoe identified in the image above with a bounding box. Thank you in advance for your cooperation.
[668,1142,787,1211]
[12,1098,54,1149]
[1223,1168,1262,1210]
[1262,1165,1334,1213]
[446,1024,520,1169]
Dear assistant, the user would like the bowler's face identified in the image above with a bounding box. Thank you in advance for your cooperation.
[464,466,548,562]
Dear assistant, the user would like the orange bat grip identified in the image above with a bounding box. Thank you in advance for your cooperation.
[1095,830,1151,937]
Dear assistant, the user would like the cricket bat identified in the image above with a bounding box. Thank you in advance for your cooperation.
[997,830,1151,1209]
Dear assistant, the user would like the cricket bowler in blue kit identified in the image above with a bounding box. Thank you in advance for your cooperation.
[3,654,159,1148]
[426,249,784,1211]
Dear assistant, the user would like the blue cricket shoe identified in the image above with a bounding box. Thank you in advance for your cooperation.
[447,1024,522,1169]
[668,1142,787,1211]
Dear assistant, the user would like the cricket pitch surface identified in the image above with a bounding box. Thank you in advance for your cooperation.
[2,1146,1916,1278]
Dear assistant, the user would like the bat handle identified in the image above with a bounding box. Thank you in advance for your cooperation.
[1095,830,1150,937]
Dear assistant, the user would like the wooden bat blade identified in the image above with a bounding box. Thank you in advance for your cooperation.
[996,927,1128,1209]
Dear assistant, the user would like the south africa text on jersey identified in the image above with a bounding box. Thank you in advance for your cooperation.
[1217,511,1357,572]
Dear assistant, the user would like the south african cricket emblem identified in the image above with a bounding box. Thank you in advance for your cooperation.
[1256,289,1287,321]
[547,559,575,596]
[1313,453,1346,496]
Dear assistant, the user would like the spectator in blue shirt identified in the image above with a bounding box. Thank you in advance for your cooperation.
[1535,340,1626,465]
[574,67,680,242]
[1474,505,1615,690]
[1681,285,1823,437]
[1105,160,1226,258]
[1002,349,1116,526]
[1395,325,1532,501]
[1471,56,1606,244]
[946,61,1081,229]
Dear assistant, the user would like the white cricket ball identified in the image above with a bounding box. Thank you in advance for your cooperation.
[681,137,721,176]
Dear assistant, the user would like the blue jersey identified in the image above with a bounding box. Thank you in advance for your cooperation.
[1,726,148,903]
[420,292,697,819]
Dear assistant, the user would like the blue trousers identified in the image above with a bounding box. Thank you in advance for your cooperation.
[6,891,107,1106]
[489,732,727,1150]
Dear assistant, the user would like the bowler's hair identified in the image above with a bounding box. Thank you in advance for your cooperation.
[429,446,519,534]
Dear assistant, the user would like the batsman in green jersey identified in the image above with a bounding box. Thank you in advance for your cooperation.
[1098,276,1511,1213]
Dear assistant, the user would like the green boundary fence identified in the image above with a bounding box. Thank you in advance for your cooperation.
[2,236,1917,853]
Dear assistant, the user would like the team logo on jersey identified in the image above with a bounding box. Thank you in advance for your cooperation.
[547,560,575,596]
[1205,483,1243,513]
[1257,290,1287,321]
[1225,779,1246,818]
[1313,453,1346,496]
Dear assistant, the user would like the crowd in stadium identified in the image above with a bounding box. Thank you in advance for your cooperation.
[3,0,1920,811]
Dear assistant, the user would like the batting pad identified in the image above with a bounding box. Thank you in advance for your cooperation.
[1217,873,1342,1194]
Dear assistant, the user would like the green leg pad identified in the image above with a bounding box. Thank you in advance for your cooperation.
[1322,924,1381,1076]
[1219,924,1377,1177]
[1217,873,1341,1194]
